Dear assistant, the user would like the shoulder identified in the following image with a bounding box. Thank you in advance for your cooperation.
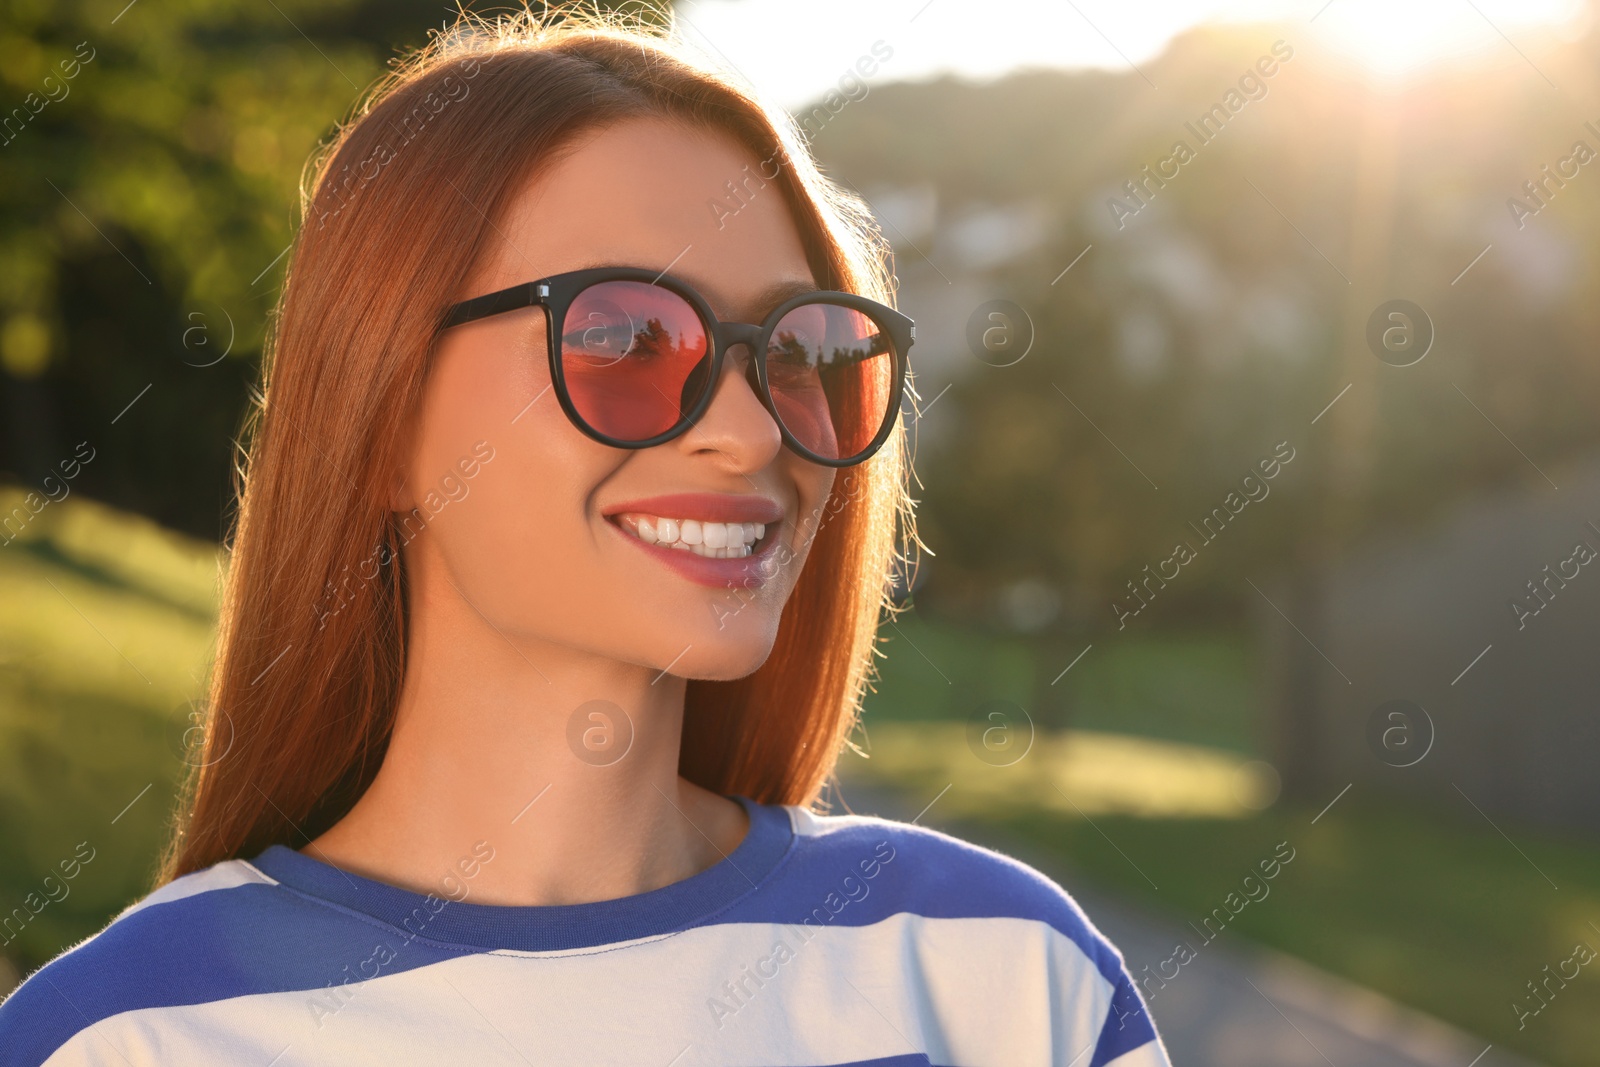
[782,805,1115,958]
[0,859,295,1066]
[762,805,1169,1066]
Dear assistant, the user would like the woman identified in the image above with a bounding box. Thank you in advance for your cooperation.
[0,11,1169,1066]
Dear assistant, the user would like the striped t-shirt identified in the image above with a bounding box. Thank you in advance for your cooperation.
[0,794,1170,1066]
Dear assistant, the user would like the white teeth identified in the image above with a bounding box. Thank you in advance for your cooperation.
[615,512,768,560]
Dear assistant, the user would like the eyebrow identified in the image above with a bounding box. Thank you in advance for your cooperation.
[564,263,821,320]
[743,278,821,320]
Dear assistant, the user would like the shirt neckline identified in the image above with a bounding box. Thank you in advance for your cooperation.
[247,793,794,953]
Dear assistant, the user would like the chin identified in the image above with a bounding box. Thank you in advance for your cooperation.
[668,624,781,682]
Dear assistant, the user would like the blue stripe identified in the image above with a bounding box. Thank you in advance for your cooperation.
[0,882,475,1067]
[0,800,1159,1065]
[720,818,1137,989]
[1089,971,1160,1066]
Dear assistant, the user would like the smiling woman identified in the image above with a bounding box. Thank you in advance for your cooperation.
[0,8,1168,1067]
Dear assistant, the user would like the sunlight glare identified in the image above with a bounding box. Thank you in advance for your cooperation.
[1308,0,1586,81]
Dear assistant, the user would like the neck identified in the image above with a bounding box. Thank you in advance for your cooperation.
[305,551,749,906]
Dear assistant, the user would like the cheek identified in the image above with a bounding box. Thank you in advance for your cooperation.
[408,317,562,502]
[420,309,551,441]
[792,461,839,548]
[430,398,617,600]
[407,330,620,610]
[425,459,632,657]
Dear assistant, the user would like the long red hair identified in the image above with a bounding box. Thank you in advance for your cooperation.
[158,9,914,884]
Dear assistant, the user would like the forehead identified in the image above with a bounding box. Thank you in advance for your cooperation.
[475,115,817,320]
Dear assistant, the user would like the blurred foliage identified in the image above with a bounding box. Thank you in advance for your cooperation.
[0,0,662,539]
[813,25,1600,631]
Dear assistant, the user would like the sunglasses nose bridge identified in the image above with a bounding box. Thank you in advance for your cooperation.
[711,321,767,394]
[717,321,763,354]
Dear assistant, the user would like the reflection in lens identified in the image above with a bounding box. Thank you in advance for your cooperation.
[566,297,637,365]
[766,302,894,461]
[561,281,709,440]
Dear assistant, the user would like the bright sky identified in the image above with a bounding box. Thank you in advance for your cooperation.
[670,0,1591,108]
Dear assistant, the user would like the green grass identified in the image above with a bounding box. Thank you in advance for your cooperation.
[0,485,219,977]
[866,614,1261,754]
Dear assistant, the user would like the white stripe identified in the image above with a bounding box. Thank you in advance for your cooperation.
[114,860,278,922]
[47,914,1125,1067]
[786,804,895,839]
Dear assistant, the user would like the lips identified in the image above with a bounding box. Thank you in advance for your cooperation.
[602,493,784,525]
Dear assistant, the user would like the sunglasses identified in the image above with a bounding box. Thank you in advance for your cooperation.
[439,267,914,468]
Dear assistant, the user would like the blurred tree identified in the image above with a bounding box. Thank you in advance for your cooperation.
[813,24,1600,793]
[0,0,667,539]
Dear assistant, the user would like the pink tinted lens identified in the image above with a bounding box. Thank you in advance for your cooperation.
[560,281,710,440]
[766,302,894,460]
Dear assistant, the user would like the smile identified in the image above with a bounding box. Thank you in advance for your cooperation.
[612,513,768,559]
[601,493,787,588]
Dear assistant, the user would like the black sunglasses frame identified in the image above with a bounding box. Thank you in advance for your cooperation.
[438,266,915,468]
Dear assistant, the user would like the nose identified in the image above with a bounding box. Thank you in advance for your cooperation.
[677,339,783,469]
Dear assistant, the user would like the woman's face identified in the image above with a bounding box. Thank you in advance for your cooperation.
[400,116,837,681]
